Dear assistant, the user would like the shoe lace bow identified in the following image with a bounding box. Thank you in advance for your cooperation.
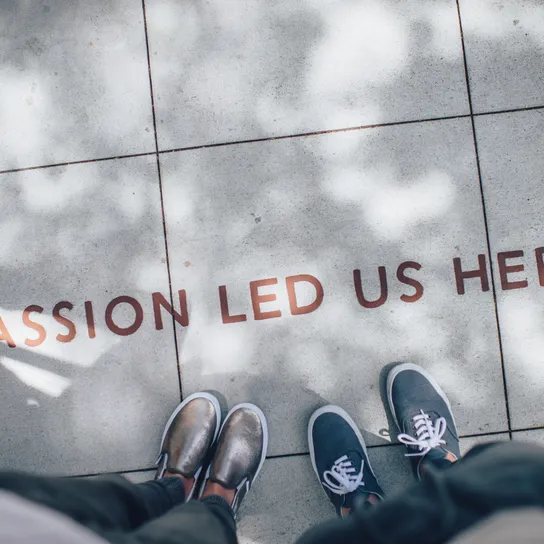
[398,409,447,457]
[322,455,364,495]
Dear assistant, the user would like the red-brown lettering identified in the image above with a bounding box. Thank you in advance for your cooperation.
[23,305,46,347]
[497,250,528,291]
[0,316,16,348]
[105,296,144,336]
[53,301,76,343]
[219,286,247,324]
[286,274,324,315]
[153,290,189,329]
[453,255,489,295]
[536,247,544,287]
[250,278,282,320]
[85,301,96,339]
[397,261,424,303]
[353,267,388,309]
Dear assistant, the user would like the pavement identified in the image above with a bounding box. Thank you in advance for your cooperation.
[1,1,544,542]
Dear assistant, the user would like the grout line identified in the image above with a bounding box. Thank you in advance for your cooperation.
[474,104,544,117]
[511,425,544,435]
[458,430,511,439]
[69,466,156,479]
[141,0,183,402]
[0,151,155,176]
[456,0,512,439]
[0,115,468,176]
[73,428,532,478]
[264,429,514,459]
[158,114,471,155]
[2,106,543,176]
[266,452,310,461]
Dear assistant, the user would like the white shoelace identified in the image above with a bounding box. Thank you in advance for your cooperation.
[398,410,447,457]
[322,455,364,495]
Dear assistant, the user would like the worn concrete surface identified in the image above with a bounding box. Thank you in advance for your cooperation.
[1,0,544,542]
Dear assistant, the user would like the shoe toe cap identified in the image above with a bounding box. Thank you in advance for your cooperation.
[212,407,265,488]
[163,398,218,475]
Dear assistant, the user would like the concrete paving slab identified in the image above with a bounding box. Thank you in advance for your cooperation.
[0,156,180,476]
[512,429,544,445]
[459,0,544,112]
[0,0,154,171]
[474,110,544,430]
[122,470,156,484]
[146,0,469,150]
[161,117,508,457]
[460,433,510,453]
[238,455,331,544]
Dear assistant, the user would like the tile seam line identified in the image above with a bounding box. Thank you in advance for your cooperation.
[511,426,544,434]
[158,113,471,155]
[474,104,544,117]
[456,0,512,438]
[73,426,544,478]
[73,428,519,477]
[4,106,544,175]
[265,430,514,459]
[141,0,183,401]
[0,115,468,175]
[0,151,156,176]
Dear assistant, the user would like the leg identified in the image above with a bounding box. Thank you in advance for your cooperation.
[0,471,184,533]
[128,496,237,544]
[297,441,544,544]
[122,403,268,544]
[299,359,544,544]
[298,442,544,544]
[0,391,222,536]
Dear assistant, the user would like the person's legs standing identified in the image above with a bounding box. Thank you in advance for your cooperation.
[128,402,268,544]
[0,391,221,539]
[298,440,544,544]
[297,362,462,543]
[0,471,184,534]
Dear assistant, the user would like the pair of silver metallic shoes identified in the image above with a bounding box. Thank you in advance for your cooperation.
[155,392,268,515]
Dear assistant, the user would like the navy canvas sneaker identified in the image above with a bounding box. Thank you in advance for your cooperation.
[387,362,460,480]
[308,405,384,518]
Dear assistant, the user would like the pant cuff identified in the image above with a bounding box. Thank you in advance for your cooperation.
[200,494,234,514]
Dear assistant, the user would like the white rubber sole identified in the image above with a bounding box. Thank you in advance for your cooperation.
[386,362,457,430]
[159,391,222,455]
[308,404,379,492]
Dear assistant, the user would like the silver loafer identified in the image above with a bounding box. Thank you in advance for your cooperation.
[156,392,222,500]
[200,402,268,515]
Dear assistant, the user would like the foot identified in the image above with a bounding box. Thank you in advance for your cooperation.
[308,405,384,518]
[387,363,460,480]
[156,392,222,500]
[199,403,268,517]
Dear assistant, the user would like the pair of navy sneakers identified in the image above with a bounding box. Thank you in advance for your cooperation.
[308,363,460,517]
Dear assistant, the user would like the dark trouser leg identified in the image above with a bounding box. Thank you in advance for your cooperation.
[0,471,184,534]
[0,471,237,544]
[120,495,237,544]
[296,441,544,544]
